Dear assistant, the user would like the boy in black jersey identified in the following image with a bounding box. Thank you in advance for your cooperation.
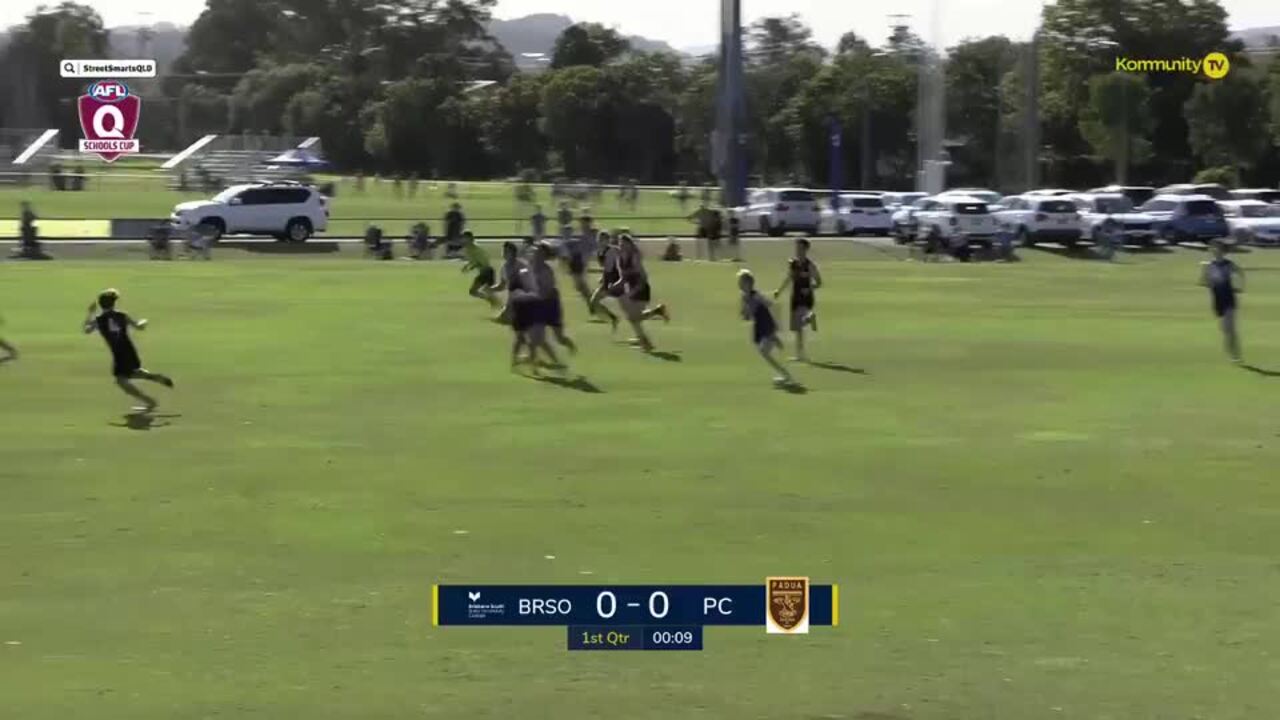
[739,270,796,387]
[493,241,532,366]
[83,289,174,411]
[773,238,823,362]
[1199,241,1246,363]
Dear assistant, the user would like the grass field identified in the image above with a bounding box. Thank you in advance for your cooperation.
[0,174,706,238]
[3,242,1280,719]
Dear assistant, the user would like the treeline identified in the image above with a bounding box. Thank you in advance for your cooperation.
[3,0,1280,189]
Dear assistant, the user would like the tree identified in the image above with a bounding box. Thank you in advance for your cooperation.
[550,23,631,69]
[1078,72,1152,183]
[836,31,871,58]
[539,66,608,176]
[229,63,325,133]
[0,2,108,139]
[748,14,824,67]
[1185,68,1271,173]
[945,36,1020,188]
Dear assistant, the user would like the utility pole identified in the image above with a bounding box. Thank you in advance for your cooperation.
[715,0,748,207]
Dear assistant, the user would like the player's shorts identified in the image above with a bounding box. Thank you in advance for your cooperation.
[568,252,586,276]
[1213,292,1237,318]
[512,297,536,332]
[629,282,652,304]
[600,271,624,297]
[753,317,778,346]
[111,349,142,378]
[790,291,815,330]
[543,296,564,328]
[470,266,496,293]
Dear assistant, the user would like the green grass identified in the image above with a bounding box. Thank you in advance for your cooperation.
[0,176,705,237]
[3,243,1280,719]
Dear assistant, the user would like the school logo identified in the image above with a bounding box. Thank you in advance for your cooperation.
[766,576,810,634]
[77,80,141,163]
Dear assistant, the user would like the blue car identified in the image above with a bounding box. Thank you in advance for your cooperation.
[1138,194,1229,245]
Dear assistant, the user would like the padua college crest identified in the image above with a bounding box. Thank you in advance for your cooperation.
[77,80,141,162]
[766,576,810,634]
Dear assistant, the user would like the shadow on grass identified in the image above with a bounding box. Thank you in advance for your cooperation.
[224,241,341,255]
[645,350,683,362]
[777,382,809,395]
[533,374,605,394]
[111,412,180,431]
[1242,364,1280,377]
[807,361,868,375]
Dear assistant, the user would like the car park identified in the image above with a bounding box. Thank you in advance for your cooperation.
[739,188,821,236]
[993,194,1083,246]
[1088,185,1156,207]
[1229,188,1280,204]
[1069,193,1159,246]
[891,196,931,242]
[1138,194,1229,244]
[1156,183,1231,201]
[819,193,893,236]
[1219,199,1280,246]
[914,194,999,246]
[170,181,329,242]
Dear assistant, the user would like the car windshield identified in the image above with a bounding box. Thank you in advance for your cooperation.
[848,197,883,208]
[780,190,814,202]
[955,203,988,215]
[212,187,244,203]
[1039,200,1076,213]
[1095,197,1135,213]
[1239,204,1280,218]
[1184,200,1222,216]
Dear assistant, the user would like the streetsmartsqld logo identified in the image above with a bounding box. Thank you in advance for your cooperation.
[77,79,141,162]
[1115,52,1230,80]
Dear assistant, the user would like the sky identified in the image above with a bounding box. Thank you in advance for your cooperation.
[2,0,1278,51]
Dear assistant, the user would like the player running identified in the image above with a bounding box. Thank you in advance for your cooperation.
[588,233,625,330]
[82,289,174,411]
[525,242,575,369]
[1200,241,1246,363]
[460,231,499,308]
[492,241,534,366]
[773,238,823,362]
[565,225,617,328]
[611,234,670,352]
[739,270,797,387]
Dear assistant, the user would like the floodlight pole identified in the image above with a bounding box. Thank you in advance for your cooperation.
[715,0,748,207]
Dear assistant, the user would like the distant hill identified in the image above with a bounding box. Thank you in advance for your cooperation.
[488,13,677,70]
[1230,25,1280,50]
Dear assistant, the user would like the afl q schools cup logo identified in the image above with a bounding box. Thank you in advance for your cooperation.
[77,80,141,162]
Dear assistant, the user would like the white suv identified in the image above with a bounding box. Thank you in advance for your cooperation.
[819,193,893,236]
[994,195,1082,246]
[740,188,820,236]
[170,182,330,242]
[914,194,999,245]
[1069,193,1158,246]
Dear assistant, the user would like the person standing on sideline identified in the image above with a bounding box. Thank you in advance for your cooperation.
[530,205,547,243]
[557,202,574,246]
[444,202,466,254]
[83,289,175,412]
[1200,241,1246,363]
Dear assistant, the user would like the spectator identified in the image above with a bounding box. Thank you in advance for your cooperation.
[530,205,547,243]
[444,203,466,254]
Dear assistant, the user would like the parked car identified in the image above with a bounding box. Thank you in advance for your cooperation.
[914,194,999,246]
[169,181,329,242]
[1088,185,1156,207]
[739,188,821,236]
[1156,183,1231,201]
[993,194,1082,246]
[1229,188,1280,204]
[1069,193,1159,246]
[891,196,931,242]
[881,191,927,210]
[1138,194,1229,244]
[945,188,1004,210]
[819,193,893,236]
[1219,199,1280,246]
[1024,188,1076,196]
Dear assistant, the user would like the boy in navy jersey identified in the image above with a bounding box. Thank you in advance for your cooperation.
[83,289,174,411]
[1199,241,1246,363]
[739,270,796,387]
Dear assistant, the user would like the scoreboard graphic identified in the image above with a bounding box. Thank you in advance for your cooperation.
[432,579,838,651]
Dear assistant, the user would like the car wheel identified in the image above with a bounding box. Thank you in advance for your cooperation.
[1161,227,1180,246]
[1017,226,1033,247]
[759,218,771,236]
[836,221,847,236]
[285,217,313,243]
[199,217,225,242]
